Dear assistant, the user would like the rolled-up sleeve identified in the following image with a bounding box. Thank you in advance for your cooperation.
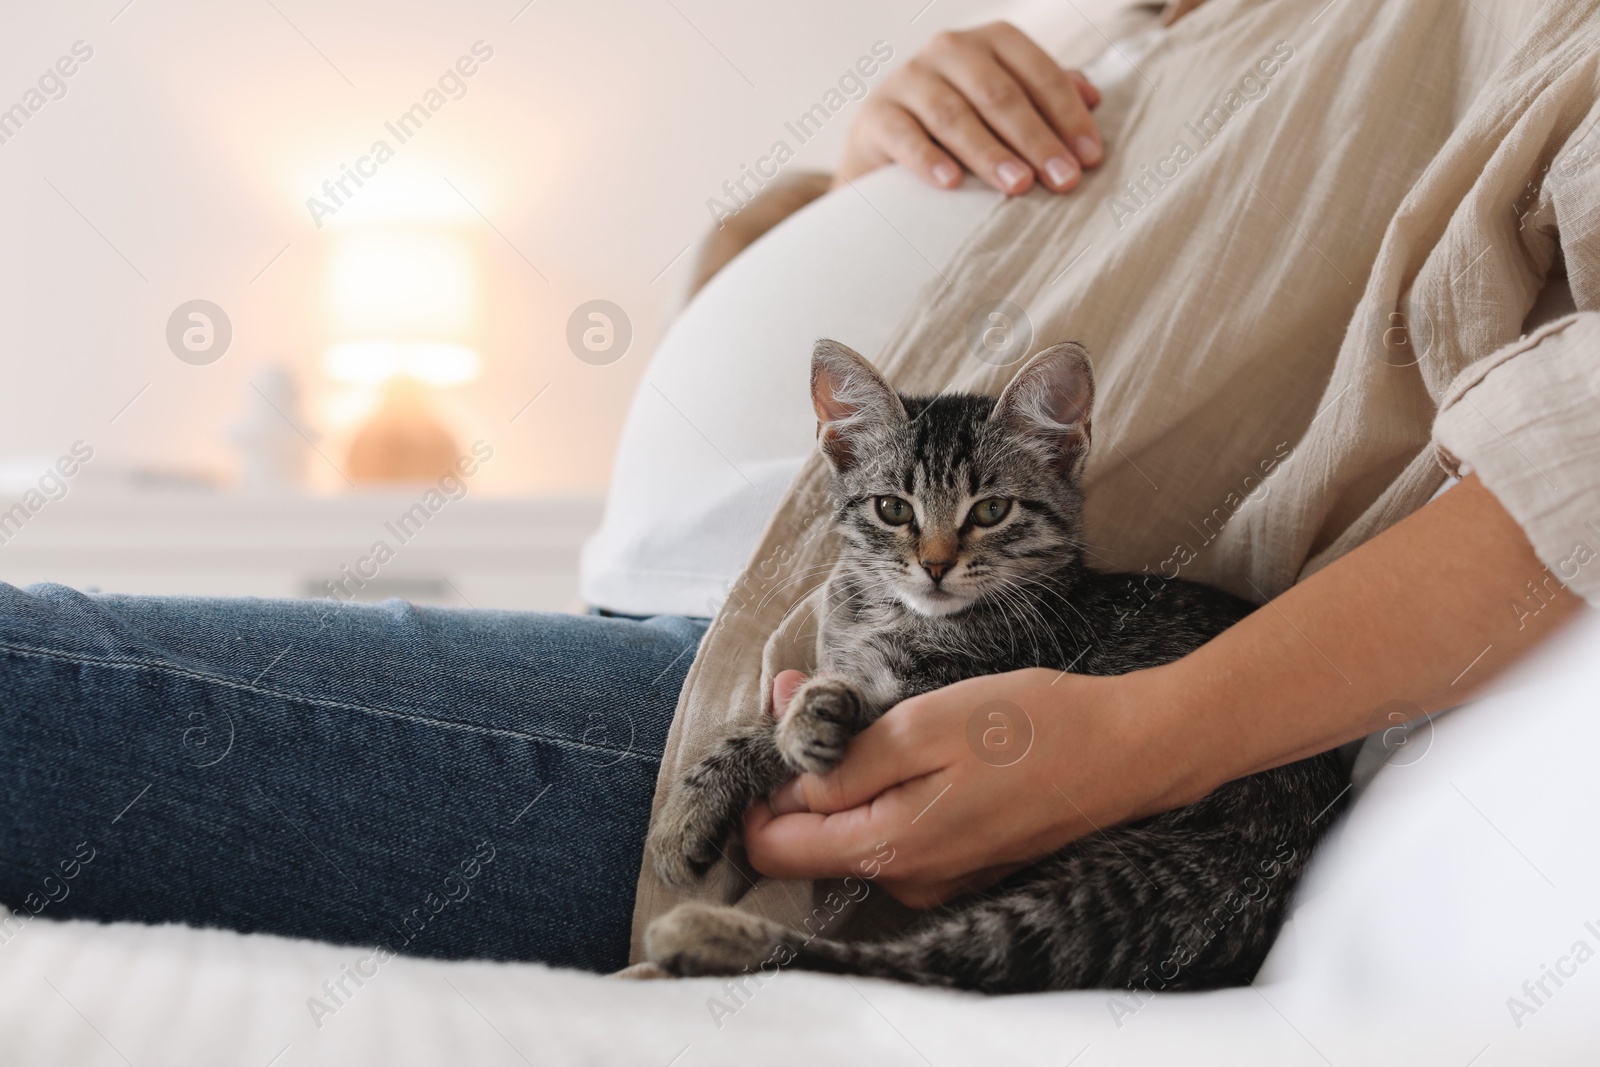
[1432,311,1600,603]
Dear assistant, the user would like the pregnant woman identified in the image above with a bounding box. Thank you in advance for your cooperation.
[0,0,1591,976]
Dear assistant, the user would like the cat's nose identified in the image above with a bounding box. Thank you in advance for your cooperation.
[920,558,953,583]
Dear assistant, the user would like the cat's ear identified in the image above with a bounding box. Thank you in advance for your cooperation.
[991,342,1095,476]
[811,339,906,471]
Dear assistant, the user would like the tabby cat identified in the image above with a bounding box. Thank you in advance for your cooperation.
[644,339,1347,993]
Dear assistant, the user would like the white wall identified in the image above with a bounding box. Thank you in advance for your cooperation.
[0,0,1022,499]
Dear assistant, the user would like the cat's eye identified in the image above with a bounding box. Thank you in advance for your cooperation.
[968,496,1012,527]
[874,496,914,526]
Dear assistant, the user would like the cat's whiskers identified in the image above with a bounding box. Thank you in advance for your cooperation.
[999,581,1075,661]
[813,567,909,632]
[980,578,1057,665]
[978,581,1032,663]
[751,560,850,613]
[992,570,1099,654]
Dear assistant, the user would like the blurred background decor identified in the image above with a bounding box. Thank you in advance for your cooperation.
[0,0,1047,608]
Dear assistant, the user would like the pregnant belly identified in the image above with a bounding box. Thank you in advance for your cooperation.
[580,168,1000,616]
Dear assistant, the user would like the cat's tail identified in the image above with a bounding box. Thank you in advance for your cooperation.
[763,900,1045,992]
[645,898,1064,993]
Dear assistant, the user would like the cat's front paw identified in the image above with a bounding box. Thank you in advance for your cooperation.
[647,788,727,890]
[776,677,868,775]
[645,903,790,977]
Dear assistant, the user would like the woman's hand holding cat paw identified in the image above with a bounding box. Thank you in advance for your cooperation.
[746,666,1183,908]
[774,675,870,775]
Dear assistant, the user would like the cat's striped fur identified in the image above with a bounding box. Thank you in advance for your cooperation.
[644,339,1347,993]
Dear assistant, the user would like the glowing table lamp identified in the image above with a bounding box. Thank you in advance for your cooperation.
[325,229,481,483]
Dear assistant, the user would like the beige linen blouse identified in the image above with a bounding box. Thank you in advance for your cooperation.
[629,0,1600,961]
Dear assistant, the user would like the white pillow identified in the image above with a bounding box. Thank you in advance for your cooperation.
[1257,607,1600,1051]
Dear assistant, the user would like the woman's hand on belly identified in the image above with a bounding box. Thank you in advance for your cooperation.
[836,21,1105,197]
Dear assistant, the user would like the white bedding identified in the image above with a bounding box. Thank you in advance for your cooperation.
[3,611,1597,1065]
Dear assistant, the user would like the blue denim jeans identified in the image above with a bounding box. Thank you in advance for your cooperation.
[0,582,706,973]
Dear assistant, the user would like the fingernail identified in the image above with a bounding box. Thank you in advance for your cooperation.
[1045,155,1079,188]
[1073,135,1103,167]
[932,161,960,187]
[996,160,1030,191]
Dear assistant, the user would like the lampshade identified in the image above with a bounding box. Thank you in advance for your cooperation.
[327,229,477,338]
[326,340,480,385]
